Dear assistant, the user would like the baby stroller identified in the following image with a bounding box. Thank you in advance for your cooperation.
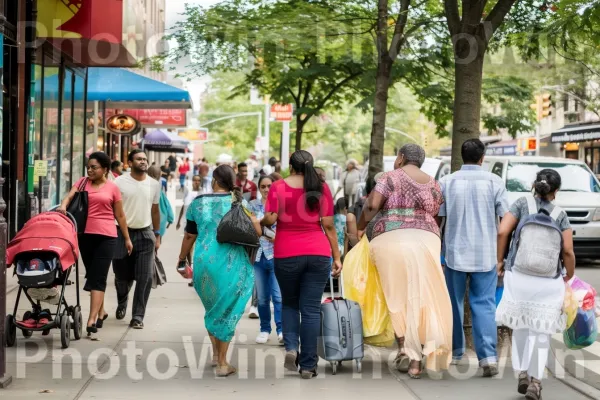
[5,210,82,349]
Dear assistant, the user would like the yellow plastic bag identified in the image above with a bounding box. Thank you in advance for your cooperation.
[343,236,394,347]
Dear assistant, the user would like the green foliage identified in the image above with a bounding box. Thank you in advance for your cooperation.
[482,76,537,136]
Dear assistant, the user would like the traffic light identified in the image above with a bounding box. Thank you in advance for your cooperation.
[530,95,542,121]
[541,93,552,118]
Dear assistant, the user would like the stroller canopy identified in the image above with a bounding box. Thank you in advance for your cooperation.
[6,212,79,271]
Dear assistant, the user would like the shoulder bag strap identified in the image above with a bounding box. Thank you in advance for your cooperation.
[525,195,538,215]
[77,177,88,192]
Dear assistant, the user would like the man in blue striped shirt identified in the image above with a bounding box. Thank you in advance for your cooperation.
[438,139,509,377]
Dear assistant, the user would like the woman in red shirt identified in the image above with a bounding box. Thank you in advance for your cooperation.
[178,158,190,191]
[261,150,342,379]
[58,152,132,337]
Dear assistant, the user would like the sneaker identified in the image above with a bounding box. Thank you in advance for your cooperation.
[248,306,259,319]
[256,332,270,344]
[301,369,318,379]
[130,320,144,329]
[518,371,530,395]
[450,358,461,366]
[284,350,299,372]
[482,364,499,377]
[278,333,284,345]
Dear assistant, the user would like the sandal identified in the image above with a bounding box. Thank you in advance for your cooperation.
[216,364,237,377]
[407,360,423,379]
[525,378,542,400]
[393,351,410,373]
[518,371,530,395]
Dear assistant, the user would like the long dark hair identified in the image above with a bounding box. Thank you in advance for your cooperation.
[290,150,322,211]
[212,165,243,203]
[534,169,561,200]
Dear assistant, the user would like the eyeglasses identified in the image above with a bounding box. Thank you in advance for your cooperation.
[86,165,101,171]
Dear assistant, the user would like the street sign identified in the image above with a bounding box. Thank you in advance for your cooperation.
[33,160,48,177]
[270,104,293,122]
[179,128,209,142]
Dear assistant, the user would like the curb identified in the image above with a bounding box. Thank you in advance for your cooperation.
[548,337,600,400]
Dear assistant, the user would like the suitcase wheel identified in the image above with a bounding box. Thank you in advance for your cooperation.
[330,361,337,375]
[356,359,362,373]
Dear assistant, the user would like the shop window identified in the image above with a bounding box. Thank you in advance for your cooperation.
[72,73,86,182]
[42,65,60,211]
[32,64,43,190]
[59,69,74,199]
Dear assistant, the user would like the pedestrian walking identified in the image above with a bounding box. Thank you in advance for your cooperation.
[236,162,258,201]
[261,150,342,379]
[57,152,132,336]
[177,164,261,377]
[334,198,348,258]
[438,138,510,377]
[112,149,162,330]
[249,176,283,345]
[358,144,452,378]
[496,169,575,400]
[111,160,123,178]
[148,166,175,238]
[160,160,170,192]
[179,158,190,191]
[335,159,360,209]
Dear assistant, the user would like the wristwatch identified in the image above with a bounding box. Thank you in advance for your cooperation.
[154,230,161,236]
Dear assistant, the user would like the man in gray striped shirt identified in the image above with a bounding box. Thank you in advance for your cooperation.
[438,139,510,377]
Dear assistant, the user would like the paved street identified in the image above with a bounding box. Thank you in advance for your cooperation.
[1,195,597,399]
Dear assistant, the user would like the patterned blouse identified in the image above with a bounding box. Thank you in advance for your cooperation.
[248,199,275,262]
[371,168,444,240]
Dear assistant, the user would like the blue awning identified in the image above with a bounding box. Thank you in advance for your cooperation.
[37,68,192,109]
[87,68,192,109]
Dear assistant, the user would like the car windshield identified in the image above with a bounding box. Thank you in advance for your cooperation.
[507,162,600,193]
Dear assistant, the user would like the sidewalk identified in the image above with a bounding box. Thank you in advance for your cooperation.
[1,220,595,399]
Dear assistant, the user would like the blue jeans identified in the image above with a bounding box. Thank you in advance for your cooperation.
[275,255,331,371]
[444,267,498,367]
[254,254,282,334]
[179,175,185,188]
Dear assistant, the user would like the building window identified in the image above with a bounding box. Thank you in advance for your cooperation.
[41,64,60,211]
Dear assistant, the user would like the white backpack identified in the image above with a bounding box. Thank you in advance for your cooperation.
[510,196,564,279]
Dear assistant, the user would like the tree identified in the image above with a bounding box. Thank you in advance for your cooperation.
[154,0,375,151]
[444,0,524,171]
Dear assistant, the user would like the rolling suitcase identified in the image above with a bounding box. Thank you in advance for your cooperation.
[318,273,364,375]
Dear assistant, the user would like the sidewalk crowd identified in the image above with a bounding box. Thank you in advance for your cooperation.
[4,139,587,400]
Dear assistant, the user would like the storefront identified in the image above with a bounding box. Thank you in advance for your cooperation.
[551,122,600,175]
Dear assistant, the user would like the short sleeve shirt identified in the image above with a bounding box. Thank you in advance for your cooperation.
[265,180,334,258]
[371,169,444,240]
[74,177,121,237]
[115,174,160,229]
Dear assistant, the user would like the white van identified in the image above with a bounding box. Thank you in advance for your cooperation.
[432,156,600,259]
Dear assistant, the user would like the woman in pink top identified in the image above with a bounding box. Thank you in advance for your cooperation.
[261,150,342,379]
[58,152,132,336]
[358,144,452,379]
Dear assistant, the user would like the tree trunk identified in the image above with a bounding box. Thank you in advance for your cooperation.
[368,59,392,184]
[450,53,485,172]
[295,113,304,151]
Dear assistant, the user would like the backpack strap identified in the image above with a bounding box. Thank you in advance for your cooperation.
[549,205,563,222]
[525,195,538,215]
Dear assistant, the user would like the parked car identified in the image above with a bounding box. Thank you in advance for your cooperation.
[434,156,600,259]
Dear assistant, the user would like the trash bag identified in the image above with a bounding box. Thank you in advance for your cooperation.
[342,236,392,344]
[217,200,260,248]
[563,276,598,350]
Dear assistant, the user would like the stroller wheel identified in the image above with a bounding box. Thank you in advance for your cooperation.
[72,306,83,340]
[5,315,16,347]
[60,312,71,349]
[42,329,51,336]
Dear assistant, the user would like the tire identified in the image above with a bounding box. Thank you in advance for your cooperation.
[72,307,82,340]
[5,315,16,347]
[60,313,71,349]
[331,362,337,375]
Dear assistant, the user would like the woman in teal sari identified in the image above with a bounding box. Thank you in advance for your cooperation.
[177,164,261,377]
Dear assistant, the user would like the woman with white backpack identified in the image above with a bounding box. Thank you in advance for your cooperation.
[496,169,575,400]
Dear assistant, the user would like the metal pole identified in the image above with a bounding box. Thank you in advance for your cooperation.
[281,121,290,170]
[93,101,99,151]
[264,97,270,165]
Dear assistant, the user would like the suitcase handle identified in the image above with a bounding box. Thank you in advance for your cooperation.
[329,268,344,299]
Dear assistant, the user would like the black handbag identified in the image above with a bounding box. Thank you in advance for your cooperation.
[67,178,89,234]
[217,200,260,248]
